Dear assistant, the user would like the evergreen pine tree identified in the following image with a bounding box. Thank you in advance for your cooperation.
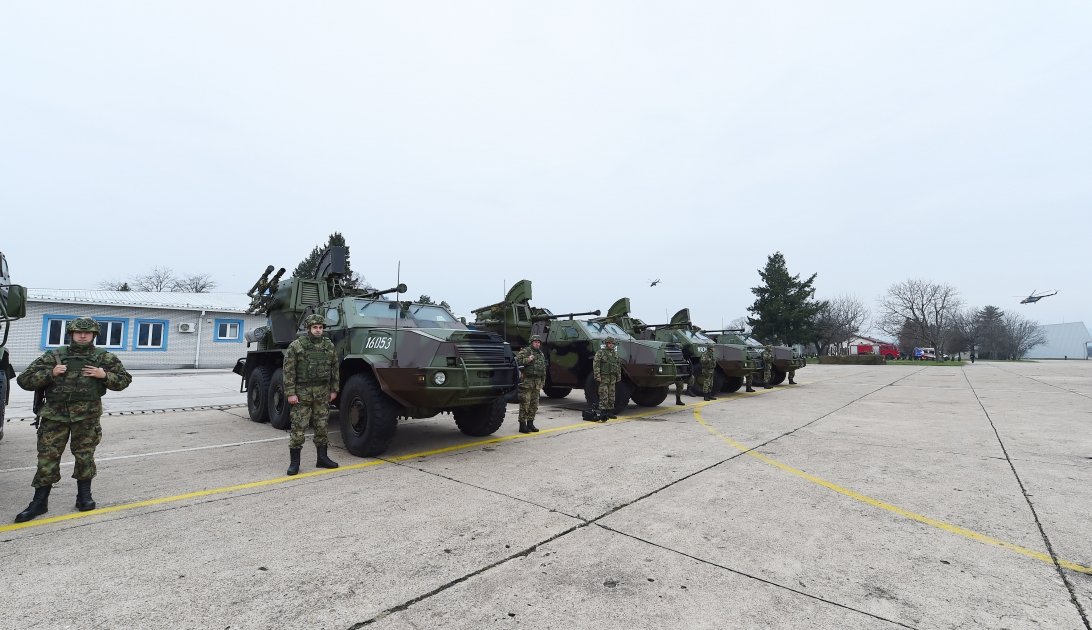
[747,252,825,345]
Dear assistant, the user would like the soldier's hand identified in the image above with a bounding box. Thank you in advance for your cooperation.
[52,364,67,376]
[287,394,299,405]
[329,391,337,402]
[83,366,107,379]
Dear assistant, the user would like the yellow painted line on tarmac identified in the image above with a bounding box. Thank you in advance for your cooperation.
[2,392,765,534]
[692,408,1092,575]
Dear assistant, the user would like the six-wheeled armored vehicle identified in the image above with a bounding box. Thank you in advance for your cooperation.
[704,330,806,386]
[234,247,519,457]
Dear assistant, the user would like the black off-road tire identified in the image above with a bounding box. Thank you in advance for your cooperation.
[268,368,292,430]
[769,368,787,386]
[454,396,507,437]
[583,374,632,416]
[0,372,7,441]
[543,385,572,399]
[339,372,399,457]
[246,367,272,423]
[630,385,669,407]
[721,375,744,393]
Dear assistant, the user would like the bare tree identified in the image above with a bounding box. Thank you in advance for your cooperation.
[173,274,217,293]
[997,313,1047,359]
[814,294,870,355]
[727,316,750,332]
[877,279,962,354]
[132,267,177,292]
[97,280,131,291]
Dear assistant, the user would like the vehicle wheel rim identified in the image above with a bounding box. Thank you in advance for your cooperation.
[271,388,284,415]
[349,398,368,437]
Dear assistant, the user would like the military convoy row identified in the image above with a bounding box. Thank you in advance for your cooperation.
[233,247,805,458]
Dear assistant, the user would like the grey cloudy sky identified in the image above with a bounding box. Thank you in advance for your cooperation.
[3,2,1089,333]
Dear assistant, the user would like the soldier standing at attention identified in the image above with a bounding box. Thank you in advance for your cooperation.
[592,337,621,421]
[284,314,340,476]
[14,317,132,523]
[700,346,718,401]
[761,345,774,389]
[515,335,546,433]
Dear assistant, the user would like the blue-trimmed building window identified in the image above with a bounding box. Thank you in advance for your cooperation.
[41,314,77,348]
[214,318,243,342]
[135,319,168,351]
[94,318,127,349]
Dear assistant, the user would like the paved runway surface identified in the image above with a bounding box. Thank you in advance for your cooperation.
[1,362,1089,629]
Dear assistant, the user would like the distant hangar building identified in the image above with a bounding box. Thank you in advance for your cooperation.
[6,289,267,370]
[1024,322,1091,360]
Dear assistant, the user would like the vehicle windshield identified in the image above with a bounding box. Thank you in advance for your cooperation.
[677,330,715,343]
[582,321,633,340]
[355,300,465,329]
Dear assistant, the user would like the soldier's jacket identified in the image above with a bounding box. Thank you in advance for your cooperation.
[16,343,132,423]
[761,348,773,365]
[515,346,546,379]
[283,334,339,397]
[700,346,717,372]
[593,346,621,382]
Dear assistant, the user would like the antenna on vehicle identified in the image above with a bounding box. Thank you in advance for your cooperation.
[502,279,507,342]
[392,261,401,368]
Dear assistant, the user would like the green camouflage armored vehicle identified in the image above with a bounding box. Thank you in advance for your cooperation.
[0,251,28,441]
[471,281,687,414]
[617,307,756,396]
[234,247,520,457]
[704,330,806,386]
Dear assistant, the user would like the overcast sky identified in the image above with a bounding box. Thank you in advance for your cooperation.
[2,2,1089,333]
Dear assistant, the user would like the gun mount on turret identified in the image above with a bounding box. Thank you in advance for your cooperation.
[0,251,28,441]
[702,329,806,386]
[233,246,519,457]
[472,281,685,414]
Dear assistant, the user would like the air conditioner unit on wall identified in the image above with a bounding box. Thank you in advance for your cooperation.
[178,322,196,333]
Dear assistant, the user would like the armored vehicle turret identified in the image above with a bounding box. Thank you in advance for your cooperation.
[234,247,519,457]
[703,330,806,386]
[472,281,685,414]
[619,307,755,396]
[0,251,28,441]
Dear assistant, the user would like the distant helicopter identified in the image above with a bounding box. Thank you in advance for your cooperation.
[1018,289,1057,304]
[648,278,662,287]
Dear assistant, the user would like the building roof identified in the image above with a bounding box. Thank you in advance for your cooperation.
[29,288,253,313]
[1025,321,1092,359]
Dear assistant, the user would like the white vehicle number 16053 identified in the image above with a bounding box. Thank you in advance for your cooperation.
[365,336,392,350]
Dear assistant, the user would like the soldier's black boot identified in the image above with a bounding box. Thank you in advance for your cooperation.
[789,378,796,384]
[746,385,755,393]
[675,393,684,406]
[75,479,96,512]
[316,445,339,469]
[764,384,772,389]
[703,394,713,401]
[287,448,302,476]
[518,421,530,434]
[527,420,540,433]
[15,486,51,523]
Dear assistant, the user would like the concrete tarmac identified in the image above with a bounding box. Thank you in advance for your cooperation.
[0,362,1089,629]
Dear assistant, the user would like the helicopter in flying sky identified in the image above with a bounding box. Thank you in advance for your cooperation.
[1018,289,1058,304]
[648,278,662,287]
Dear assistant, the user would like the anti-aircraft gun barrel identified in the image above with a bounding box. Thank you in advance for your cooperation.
[361,283,409,299]
[531,309,601,322]
[700,328,745,334]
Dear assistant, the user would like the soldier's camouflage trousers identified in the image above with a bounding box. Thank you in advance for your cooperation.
[518,377,544,422]
[763,365,772,384]
[33,417,102,488]
[290,385,332,449]
[597,378,618,411]
[701,369,716,393]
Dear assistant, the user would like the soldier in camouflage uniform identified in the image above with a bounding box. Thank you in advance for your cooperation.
[283,314,340,475]
[761,345,774,389]
[673,374,689,406]
[700,345,718,401]
[14,317,132,523]
[592,337,621,421]
[788,365,797,385]
[515,335,546,433]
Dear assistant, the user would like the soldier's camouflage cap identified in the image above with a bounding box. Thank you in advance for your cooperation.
[66,317,100,334]
[303,314,326,327]
[530,335,542,342]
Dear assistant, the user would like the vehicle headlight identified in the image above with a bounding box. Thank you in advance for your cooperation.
[433,371,447,385]
[657,366,664,373]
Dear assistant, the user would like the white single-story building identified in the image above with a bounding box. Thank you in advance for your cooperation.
[1024,322,1092,360]
[6,289,268,370]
